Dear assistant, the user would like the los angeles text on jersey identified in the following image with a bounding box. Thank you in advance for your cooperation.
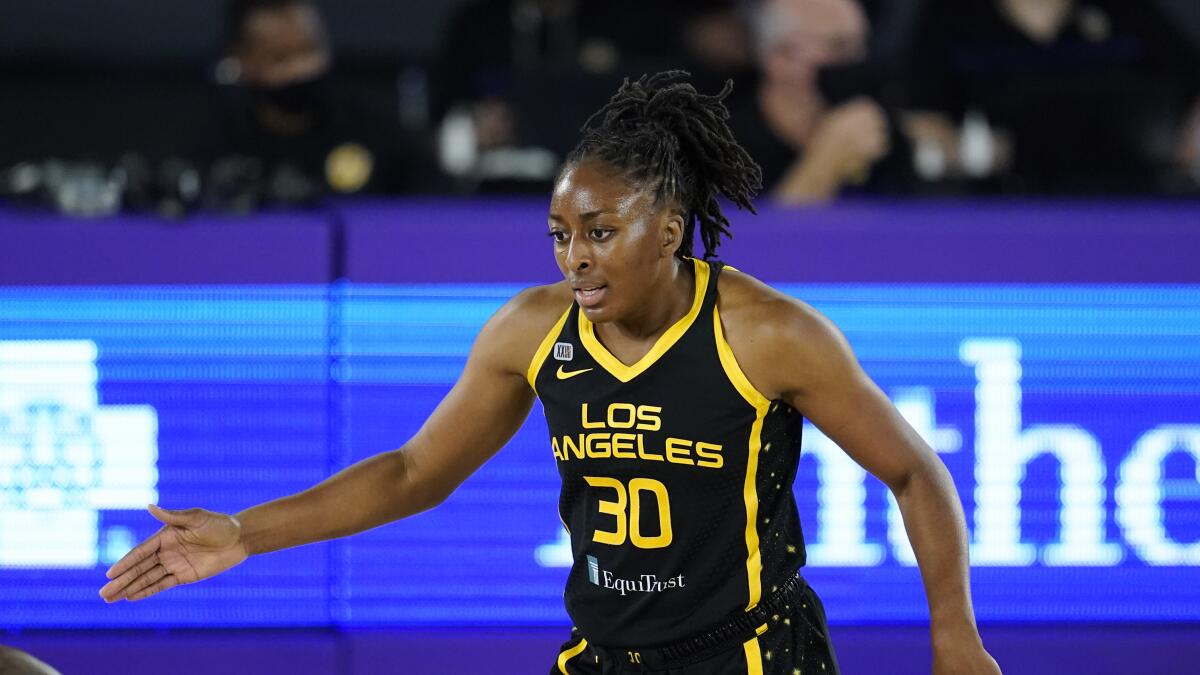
[587,555,686,596]
[551,403,724,469]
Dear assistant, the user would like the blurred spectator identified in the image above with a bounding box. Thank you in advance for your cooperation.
[0,646,61,675]
[209,0,440,210]
[681,1,758,84]
[432,0,751,193]
[904,0,1200,195]
[0,29,219,216]
[728,0,917,204]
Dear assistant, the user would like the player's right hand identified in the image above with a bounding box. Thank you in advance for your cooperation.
[98,504,248,603]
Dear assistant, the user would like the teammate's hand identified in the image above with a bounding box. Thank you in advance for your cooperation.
[98,504,248,602]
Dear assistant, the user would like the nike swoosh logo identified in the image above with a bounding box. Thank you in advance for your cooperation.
[556,365,593,380]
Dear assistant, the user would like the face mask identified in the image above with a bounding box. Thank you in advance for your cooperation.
[254,71,328,113]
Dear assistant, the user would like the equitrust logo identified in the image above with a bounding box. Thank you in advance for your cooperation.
[586,555,686,596]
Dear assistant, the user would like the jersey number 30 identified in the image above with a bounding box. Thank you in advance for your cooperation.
[584,476,673,549]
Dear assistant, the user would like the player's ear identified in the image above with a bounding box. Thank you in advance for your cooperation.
[661,211,685,259]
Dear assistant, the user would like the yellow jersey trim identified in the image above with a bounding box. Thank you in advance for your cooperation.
[713,305,771,410]
[713,303,771,610]
[557,637,588,674]
[740,404,767,610]
[742,636,764,675]
[527,305,573,396]
[578,258,710,383]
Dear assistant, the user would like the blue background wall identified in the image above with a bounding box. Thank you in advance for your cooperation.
[2,200,1199,673]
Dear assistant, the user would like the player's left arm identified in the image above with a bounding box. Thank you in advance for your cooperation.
[719,272,1001,675]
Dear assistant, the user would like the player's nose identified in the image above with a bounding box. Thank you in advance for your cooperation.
[564,237,593,271]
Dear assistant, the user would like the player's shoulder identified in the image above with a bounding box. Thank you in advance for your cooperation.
[715,266,857,399]
[475,281,574,372]
[498,281,573,330]
[715,266,833,341]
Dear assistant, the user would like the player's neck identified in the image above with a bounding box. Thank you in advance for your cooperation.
[602,259,695,344]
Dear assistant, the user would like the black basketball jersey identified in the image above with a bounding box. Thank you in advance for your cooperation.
[528,258,807,648]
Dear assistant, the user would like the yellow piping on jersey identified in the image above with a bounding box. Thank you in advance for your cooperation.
[742,636,765,675]
[714,303,772,611]
[712,305,771,411]
[578,258,710,383]
[557,638,588,674]
[527,305,573,396]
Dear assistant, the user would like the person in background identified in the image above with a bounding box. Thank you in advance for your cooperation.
[432,0,752,194]
[210,0,439,210]
[728,0,915,204]
[904,0,1200,195]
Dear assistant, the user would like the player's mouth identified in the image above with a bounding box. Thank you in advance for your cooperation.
[573,284,607,308]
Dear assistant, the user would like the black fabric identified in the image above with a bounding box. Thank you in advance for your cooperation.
[533,259,808,649]
[583,574,805,670]
[550,577,841,674]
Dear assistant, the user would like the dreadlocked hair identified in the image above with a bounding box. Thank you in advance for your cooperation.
[567,70,762,260]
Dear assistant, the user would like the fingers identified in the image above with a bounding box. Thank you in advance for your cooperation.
[123,563,171,598]
[100,506,203,604]
[99,553,161,602]
[104,530,162,580]
[127,574,180,602]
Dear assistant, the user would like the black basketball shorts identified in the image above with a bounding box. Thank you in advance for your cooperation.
[550,582,841,675]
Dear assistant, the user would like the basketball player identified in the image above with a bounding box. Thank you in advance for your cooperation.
[99,72,1001,674]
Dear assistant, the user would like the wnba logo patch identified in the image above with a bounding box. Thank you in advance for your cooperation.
[554,342,574,361]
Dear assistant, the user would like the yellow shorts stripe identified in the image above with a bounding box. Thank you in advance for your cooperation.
[557,637,589,675]
[743,636,764,675]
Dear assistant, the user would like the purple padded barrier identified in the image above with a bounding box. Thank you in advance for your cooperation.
[3,199,1197,286]
[0,207,334,285]
[338,197,562,284]
[338,198,1200,284]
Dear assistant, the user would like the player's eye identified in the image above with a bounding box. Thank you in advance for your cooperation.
[590,228,613,242]
[548,230,567,243]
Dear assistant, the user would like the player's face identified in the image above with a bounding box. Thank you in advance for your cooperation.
[548,160,684,325]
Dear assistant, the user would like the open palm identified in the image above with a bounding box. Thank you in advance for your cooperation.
[98,504,248,602]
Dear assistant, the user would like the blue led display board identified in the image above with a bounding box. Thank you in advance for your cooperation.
[1,284,1197,627]
[0,287,332,627]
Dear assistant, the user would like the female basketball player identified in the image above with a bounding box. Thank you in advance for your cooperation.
[100,72,1001,675]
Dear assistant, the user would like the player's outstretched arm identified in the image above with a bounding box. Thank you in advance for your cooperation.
[718,271,1002,675]
[99,285,568,603]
